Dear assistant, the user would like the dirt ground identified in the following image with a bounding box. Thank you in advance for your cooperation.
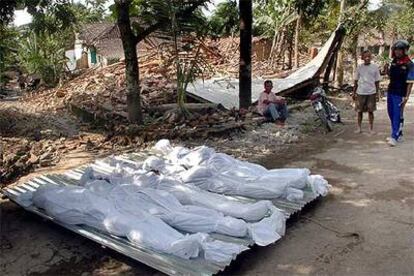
[1,98,414,276]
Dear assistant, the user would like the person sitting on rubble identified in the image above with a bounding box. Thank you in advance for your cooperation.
[257,80,288,126]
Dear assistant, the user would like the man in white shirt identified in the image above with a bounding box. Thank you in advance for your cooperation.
[353,50,381,134]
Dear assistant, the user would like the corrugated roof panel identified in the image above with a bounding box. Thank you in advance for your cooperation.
[1,152,321,276]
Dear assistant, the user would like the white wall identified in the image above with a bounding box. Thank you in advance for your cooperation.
[65,49,76,71]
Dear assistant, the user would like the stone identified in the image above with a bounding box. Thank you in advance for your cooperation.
[28,154,39,164]
[56,90,66,98]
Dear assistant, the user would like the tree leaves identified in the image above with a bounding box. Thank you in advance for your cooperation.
[18,31,68,86]
[208,0,239,36]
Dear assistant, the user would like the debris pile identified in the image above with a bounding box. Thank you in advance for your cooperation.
[209,37,311,78]
[0,131,138,185]
[0,138,64,184]
[0,37,317,185]
[15,36,311,122]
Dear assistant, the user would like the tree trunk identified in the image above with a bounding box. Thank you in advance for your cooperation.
[287,41,293,69]
[324,52,337,86]
[276,27,286,58]
[116,0,143,124]
[378,30,385,57]
[239,0,252,109]
[335,0,346,88]
[352,35,359,79]
[294,10,303,69]
[389,31,397,59]
[269,29,278,62]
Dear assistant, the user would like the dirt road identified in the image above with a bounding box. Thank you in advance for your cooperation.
[1,99,413,275]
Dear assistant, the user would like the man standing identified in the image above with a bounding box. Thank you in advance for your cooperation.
[353,50,381,134]
[257,80,288,125]
[385,40,414,146]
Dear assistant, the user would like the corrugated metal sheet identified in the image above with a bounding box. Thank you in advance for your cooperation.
[1,152,320,276]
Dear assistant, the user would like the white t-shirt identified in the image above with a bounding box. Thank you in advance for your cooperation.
[354,63,381,95]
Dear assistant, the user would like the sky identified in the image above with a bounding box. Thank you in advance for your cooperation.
[13,0,383,27]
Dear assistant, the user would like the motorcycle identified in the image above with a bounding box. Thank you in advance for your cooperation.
[310,87,341,132]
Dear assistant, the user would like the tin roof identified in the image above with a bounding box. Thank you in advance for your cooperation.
[2,150,321,276]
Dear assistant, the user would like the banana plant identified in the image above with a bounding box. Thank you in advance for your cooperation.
[18,31,68,86]
[169,1,211,117]
[254,0,297,63]
[143,0,211,117]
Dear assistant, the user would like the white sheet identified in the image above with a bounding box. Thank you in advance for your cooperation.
[31,184,247,263]
[79,171,286,246]
[152,140,330,200]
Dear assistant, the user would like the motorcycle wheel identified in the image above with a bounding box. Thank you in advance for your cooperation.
[316,109,333,132]
[326,100,341,123]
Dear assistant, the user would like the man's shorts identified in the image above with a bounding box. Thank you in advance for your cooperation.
[356,94,377,112]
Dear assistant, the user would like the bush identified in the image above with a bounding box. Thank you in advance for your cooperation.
[18,32,68,87]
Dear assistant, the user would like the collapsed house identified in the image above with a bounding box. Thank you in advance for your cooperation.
[66,22,162,70]
[65,23,127,70]
[186,26,346,109]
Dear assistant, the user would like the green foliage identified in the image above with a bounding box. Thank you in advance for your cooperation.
[0,1,77,29]
[0,0,19,25]
[164,1,211,115]
[338,0,414,58]
[70,0,112,26]
[377,50,392,66]
[254,0,296,38]
[254,0,328,39]
[112,0,210,38]
[18,31,68,86]
[0,25,19,88]
[337,1,370,56]
[0,0,110,89]
[384,0,414,40]
[293,0,328,22]
[208,0,239,37]
[293,0,340,46]
[30,2,77,35]
[29,0,110,36]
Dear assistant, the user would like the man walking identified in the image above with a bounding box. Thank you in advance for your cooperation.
[385,40,414,146]
[353,50,381,134]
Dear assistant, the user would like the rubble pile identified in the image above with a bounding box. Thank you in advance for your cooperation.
[0,129,139,185]
[209,37,311,78]
[16,37,311,122]
[0,138,64,184]
[17,62,176,120]
[0,107,78,139]
[0,37,316,185]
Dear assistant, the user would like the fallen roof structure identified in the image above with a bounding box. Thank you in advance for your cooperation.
[2,150,322,276]
[187,26,346,110]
